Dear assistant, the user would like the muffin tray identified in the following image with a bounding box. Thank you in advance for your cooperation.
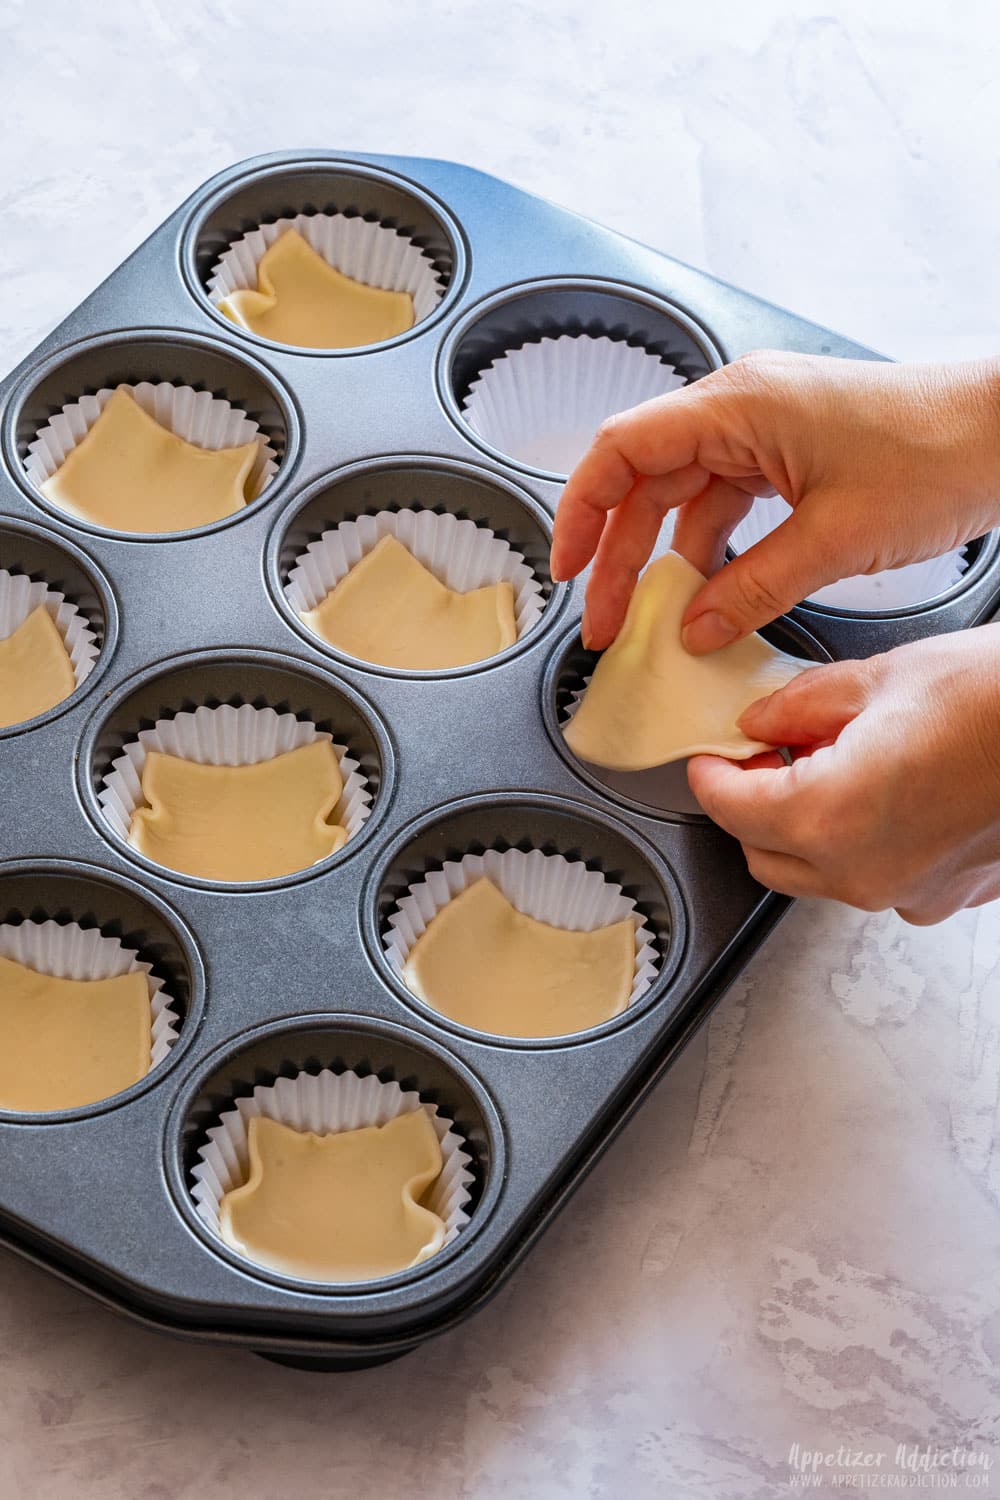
[1,151,998,1370]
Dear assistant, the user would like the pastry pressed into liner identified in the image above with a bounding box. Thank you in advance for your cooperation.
[40,387,260,533]
[218,1110,447,1282]
[0,955,151,1112]
[0,606,76,728]
[218,228,415,350]
[127,739,347,883]
[302,534,517,670]
[564,550,809,771]
[403,876,637,1038]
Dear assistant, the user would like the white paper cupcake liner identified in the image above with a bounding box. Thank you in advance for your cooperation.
[384,847,659,1011]
[0,918,180,1070]
[24,381,279,502]
[96,703,373,858]
[190,1066,475,1274]
[207,211,444,329]
[285,507,546,651]
[0,567,99,689]
[730,496,968,611]
[461,334,688,475]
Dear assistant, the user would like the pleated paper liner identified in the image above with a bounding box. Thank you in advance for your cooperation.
[384,847,659,1029]
[97,703,373,871]
[730,496,968,611]
[460,334,688,474]
[190,1067,475,1282]
[24,380,279,523]
[285,507,546,663]
[0,918,181,1107]
[0,566,99,693]
[206,211,445,337]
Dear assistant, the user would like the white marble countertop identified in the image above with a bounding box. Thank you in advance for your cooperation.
[1,3,998,1497]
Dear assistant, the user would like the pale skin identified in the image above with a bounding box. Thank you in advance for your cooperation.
[550,350,1000,925]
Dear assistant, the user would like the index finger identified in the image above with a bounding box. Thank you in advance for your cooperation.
[550,386,705,581]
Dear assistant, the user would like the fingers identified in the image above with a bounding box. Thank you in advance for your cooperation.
[741,846,826,898]
[679,507,839,653]
[686,754,809,849]
[580,464,711,648]
[550,385,707,581]
[671,476,756,578]
[737,657,885,746]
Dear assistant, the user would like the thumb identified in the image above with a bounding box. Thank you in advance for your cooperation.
[737,657,884,746]
[681,508,835,654]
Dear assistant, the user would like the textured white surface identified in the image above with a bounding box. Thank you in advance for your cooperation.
[1,3,999,1498]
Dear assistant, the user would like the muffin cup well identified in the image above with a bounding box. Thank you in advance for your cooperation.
[546,617,832,822]
[207,211,444,335]
[190,1066,475,1282]
[0,566,99,690]
[285,506,546,654]
[0,918,180,1084]
[442,279,722,478]
[97,702,372,855]
[384,847,659,1018]
[25,380,278,505]
[461,333,686,475]
[730,496,968,612]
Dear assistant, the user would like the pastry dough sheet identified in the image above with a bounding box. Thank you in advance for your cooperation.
[219,229,414,349]
[40,387,258,533]
[403,877,636,1038]
[0,606,76,727]
[0,955,151,1111]
[219,1111,446,1281]
[303,534,517,669]
[564,551,809,771]
[128,740,347,881]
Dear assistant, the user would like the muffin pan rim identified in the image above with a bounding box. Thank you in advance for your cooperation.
[2,326,303,545]
[265,450,571,681]
[75,646,396,895]
[361,790,689,1051]
[163,1011,507,1299]
[540,612,836,827]
[436,274,727,481]
[0,514,120,739]
[0,857,207,1125]
[179,156,470,359]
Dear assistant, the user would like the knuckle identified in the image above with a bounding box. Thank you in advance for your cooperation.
[594,413,622,447]
[730,561,787,621]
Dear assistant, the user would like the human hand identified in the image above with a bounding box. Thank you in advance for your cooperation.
[686,626,1000,924]
[550,351,1000,653]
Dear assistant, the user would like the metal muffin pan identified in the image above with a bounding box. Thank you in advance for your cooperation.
[0,151,997,1371]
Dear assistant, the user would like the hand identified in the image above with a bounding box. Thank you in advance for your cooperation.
[686,627,1000,924]
[550,350,1000,653]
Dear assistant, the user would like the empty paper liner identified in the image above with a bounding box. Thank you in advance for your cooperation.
[460,334,687,474]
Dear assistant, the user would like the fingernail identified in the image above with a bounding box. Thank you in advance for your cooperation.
[581,612,594,651]
[550,562,564,583]
[681,611,739,654]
